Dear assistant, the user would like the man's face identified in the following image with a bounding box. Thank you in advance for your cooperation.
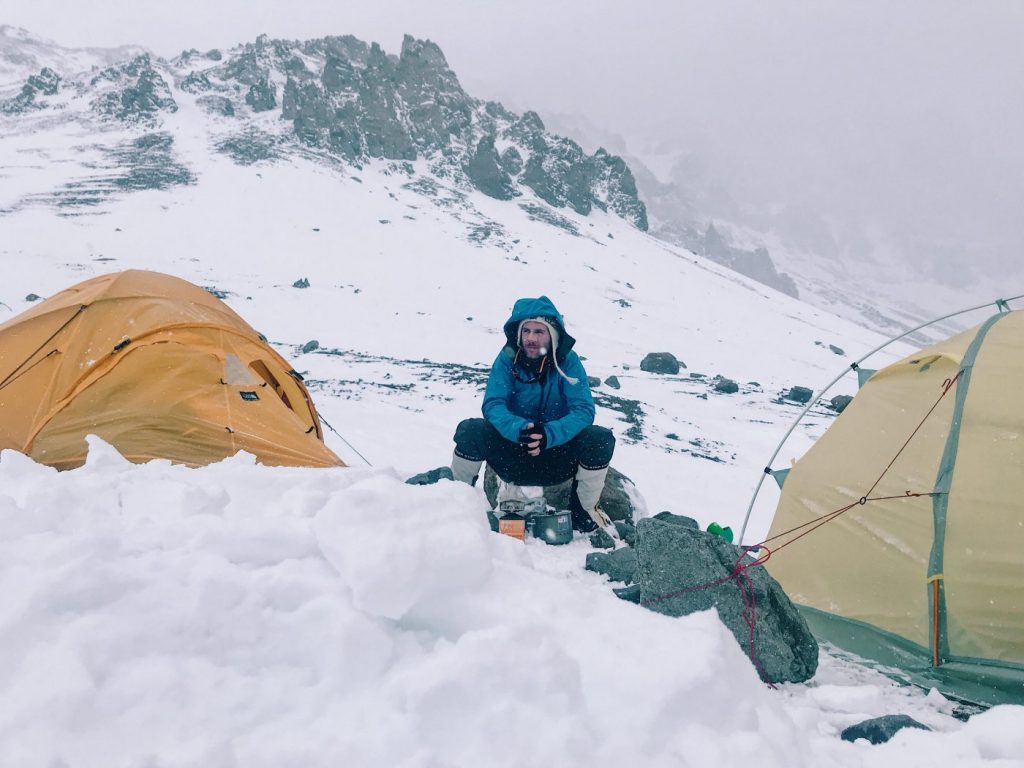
[520,321,551,359]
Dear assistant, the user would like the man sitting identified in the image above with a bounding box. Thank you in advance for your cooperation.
[450,296,615,532]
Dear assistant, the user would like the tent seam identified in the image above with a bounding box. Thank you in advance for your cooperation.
[928,311,1010,667]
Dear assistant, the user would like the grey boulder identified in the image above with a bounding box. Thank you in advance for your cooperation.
[640,352,682,375]
[830,394,853,413]
[841,715,930,745]
[784,385,814,403]
[634,517,818,683]
[585,547,637,584]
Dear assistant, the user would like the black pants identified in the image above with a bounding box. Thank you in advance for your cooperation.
[454,418,615,486]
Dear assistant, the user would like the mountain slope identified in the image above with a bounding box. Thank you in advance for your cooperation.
[2,28,1022,766]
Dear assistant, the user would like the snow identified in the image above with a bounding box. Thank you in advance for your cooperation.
[0,439,1022,767]
[2,42,1023,766]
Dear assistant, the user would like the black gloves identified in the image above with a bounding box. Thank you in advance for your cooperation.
[518,424,547,454]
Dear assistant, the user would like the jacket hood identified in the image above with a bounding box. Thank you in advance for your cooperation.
[502,296,577,359]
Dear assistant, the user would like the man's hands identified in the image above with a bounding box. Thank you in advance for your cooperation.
[518,423,547,456]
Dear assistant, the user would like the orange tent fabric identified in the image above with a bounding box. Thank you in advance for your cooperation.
[0,270,344,470]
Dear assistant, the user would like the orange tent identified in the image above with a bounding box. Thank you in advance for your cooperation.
[0,270,344,470]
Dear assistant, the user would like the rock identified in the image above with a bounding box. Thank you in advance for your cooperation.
[181,71,213,94]
[301,340,320,353]
[613,520,637,547]
[714,377,739,394]
[499,146,523,176]
[784,386,814,404]
[520,134,593,216]
[840,715,930,745]
[829,344,845,356]
[405,466,454,485]
[652,511,699,528]
[483,465,642,523]
[485,508,499,532]
[830,394,853,413]
[216,130,277,165]
[245,77,277,112]
[103,132,195,192]
[589,528,615,549]
[613,584,642,603]
[90,55,178,123]
[635,517,819,683]
[196,95,234,116]
[604,375,621,389]
[1,67,61,114]
[585,547,638,584]
[25,293,41,302]
[165,34,652,232]
[591,149,648,230]
[697,224,799,298]
[293,277,310,289]
[28,67,61,96]
[587,376,601,388]
[640,353,682,375]
[464,134,514,200]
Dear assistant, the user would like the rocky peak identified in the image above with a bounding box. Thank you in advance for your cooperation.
[307,36,371,66]
[26,67,60,95]
[89,54,177,123]
[699,222,797,297]
[400,35,449,69]
[0,65,60,114]
[704,222,727,258]
[234,34,647,229]
[1,29,649,233]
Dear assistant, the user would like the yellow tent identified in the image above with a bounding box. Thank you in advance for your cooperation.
[766,310,1024,706]
[0,270,343,470]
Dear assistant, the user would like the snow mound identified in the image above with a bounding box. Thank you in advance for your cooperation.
[0,442,1022,766]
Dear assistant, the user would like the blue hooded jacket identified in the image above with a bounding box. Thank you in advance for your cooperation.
[482,296,595,448]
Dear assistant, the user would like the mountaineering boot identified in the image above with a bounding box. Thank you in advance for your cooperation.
[571,465,612,532]
[450,452,482,486]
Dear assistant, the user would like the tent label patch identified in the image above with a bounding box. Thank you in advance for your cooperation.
[240,391,259,401]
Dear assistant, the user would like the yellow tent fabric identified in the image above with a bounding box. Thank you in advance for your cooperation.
[0,270,344,470]
[766,310,1024,705]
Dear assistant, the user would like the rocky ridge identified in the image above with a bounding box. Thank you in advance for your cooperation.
[1,31,647,233]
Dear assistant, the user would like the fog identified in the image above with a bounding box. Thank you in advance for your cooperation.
[4,0,1023,281]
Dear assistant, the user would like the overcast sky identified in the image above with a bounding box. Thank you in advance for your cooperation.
[4,0,1024,277]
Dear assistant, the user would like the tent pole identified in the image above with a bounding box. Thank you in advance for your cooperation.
[737,294,1024,546]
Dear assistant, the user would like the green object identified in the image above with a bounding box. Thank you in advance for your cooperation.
[529,511,574,545]
[771,468,790,489]
[706,522,734,543]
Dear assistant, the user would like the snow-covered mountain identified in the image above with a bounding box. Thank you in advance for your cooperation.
[1,26,1022,767]
[0,24,146,87]
[0,26,645,233]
